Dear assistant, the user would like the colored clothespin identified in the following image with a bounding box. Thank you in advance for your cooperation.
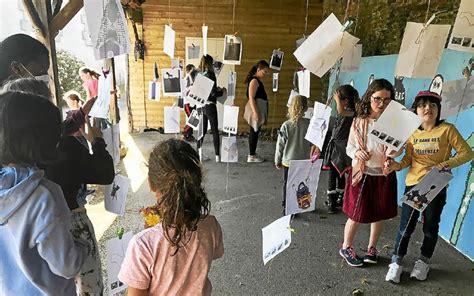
[341,18,354,32]
[287,226,296,234]
[116,227,125,239]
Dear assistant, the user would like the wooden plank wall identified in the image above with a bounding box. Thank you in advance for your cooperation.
[128,0,324,132]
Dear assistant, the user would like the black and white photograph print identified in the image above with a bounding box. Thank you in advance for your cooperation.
[161,68,182,96]
[370,129,380,137]
[385,136,395,145]
[451,36,462,45]
[393,140,402,148]
[378,132,387,141]
[186,109,201,130]
[223,35,242,65]
[187,44,200,59]
[270,49,284,71]
[273,73,279,92]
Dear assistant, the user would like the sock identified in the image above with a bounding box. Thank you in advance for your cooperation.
[419,255,430,264]
[391,255,403,265]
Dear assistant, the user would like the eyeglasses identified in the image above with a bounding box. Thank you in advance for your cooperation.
[416,102,438,109]
[371,96,391,105]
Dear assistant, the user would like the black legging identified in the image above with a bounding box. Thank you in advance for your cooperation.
[249,126,260,156]
[197,104,220,156]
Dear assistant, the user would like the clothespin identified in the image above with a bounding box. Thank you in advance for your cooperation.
[341,18,354,32]
[232,31,239,37]
[116,227,125,239]
[311,152,319,163]
[287,226,297,234]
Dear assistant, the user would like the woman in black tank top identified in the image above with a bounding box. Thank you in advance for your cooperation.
[244,60,270,163]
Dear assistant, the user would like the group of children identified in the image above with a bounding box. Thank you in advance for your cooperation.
[274,78,473,283]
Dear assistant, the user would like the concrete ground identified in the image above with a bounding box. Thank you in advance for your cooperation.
[94,129,474,296]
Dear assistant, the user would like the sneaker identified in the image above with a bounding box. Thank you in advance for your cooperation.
[410,260,429,281]
[325,193,338,214]
[339,247,364,267]
[247,154,265,163]
[385,262,403,283]
[364,246,378,264]
[336,191,344,208]
[215,155,221,163]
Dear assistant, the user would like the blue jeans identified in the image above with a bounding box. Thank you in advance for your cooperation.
[392,185,447,262]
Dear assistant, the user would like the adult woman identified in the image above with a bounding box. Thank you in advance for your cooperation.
[244,60,270,163]
[79,67,109,129]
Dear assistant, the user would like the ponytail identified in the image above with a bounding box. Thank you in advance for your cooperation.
[244,60,269,84]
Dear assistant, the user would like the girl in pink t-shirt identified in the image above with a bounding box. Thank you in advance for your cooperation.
[79,67,100,99]
[119,139,224,296]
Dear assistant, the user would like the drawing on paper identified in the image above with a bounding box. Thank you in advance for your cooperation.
[227,72,236,100]
[188,44,200,59]
[341,44,362,72]
[161,68,182,96]
[106,232,133,294]
[186,74,214,107]
[270,49,284,71]
[104,174,129,216]
[186,109,200,130]
[164,25,175,58]
[448,0,474,53]
[222,105,239,135]
[273,73,279,92]
[441,77,474,119]
[304,102,332,149]
[164,106,180,134]
[221,136,238,163]
[223,35,242,65]
[262,215,292,265]
[393,76,406,106]
[429,74,444,95]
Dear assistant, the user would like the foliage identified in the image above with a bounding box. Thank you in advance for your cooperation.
[56,49,86,104]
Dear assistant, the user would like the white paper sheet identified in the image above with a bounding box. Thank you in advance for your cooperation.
[186,74,214,107]
[262,215,292,265]
[304,102,332,149]
[164,106,180,134]
[223,35,242,65]
[272,73,279,92]
[227,71,236,100]
[297,70,310,98]
[222,105,239,134]
[164,25,175,58]
[441,78,474,119]
[104,174,129,216]
[186,109,200,130]
[368,100,422,150]
[148,81,161,101]
[89,72,111,119]
[287,89,299,107]
[161,68,182,97]
[341,44,362,72]
[187,43,200,59]
[197,111,204,140]
[285,159,322,215]
[102,124,120,167]
[106,231,133,294]
[221,136,238,162]
[202,25,208,56]
[403,168,453,212]
[395,22,451,78]
[295,36,306,49]
[270,49,284,71]
[294,13,359,77]
[448,0,474,53]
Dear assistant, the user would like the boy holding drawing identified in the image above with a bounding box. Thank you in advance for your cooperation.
[385,91,473,283]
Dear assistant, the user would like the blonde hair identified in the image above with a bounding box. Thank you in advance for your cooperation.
[288,95,308,123]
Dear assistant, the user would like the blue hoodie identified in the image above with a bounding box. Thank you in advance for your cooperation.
[0,166,89,295]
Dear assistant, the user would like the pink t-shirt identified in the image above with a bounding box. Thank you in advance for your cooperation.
[118,215,224,295]
[83,79,99,98]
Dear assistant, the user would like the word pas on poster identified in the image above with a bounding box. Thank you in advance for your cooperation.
[294,13,359,77]
[102,124,120,167]
[186,74,214,107]
[368,100,422,151]
[403,168,453,212]
[285,159,322,215]
[161,68,182,97]
[262,215,292,265]
[223,35,242,65]
[164,25,175,58]
[222,105,239,134]
[304,102,332,149]
[394,22,451,78]
[186,109,200,130]
[105,174,129,216]
[89,72,112,119]
[448,0,474,53]
[106,231,133,294]
[164,106,181,134]
[297,70,310,98]
[270,49,284,71]
[221,136,238,163]
[341,44,362,72]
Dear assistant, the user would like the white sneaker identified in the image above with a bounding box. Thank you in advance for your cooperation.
[385,262,403,283]
[247,154,265,163]
[215,155,220,163]
[410,260,430,281]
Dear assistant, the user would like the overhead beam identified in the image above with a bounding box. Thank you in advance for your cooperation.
[51,0,84,37]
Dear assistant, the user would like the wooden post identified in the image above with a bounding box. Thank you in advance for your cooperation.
[105,58,120,124]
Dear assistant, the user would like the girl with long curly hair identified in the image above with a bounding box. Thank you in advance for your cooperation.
[119,139,224,296]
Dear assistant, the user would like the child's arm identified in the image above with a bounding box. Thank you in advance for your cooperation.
[439,126,474,169]
[275,123,288,169]
[389,140,413,171]
[127,287,148,296]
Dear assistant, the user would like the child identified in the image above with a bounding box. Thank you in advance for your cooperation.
[322,85,359,214]
[0,91,90,295]
[339,79,399,267]
[385,91,473,283]
[63,90,84,110]
[119,139,224,295]
[182,64,198,142]
[275,95,312,213]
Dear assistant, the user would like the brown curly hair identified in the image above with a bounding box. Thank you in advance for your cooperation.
[356,78,394,118]
[148,139,210,253]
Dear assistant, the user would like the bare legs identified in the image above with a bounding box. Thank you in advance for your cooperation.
[343,218,383,249]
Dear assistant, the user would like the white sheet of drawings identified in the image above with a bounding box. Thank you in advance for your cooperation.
[186,109,200,130]
[448,0,474,53]
[341,44,362,72]
[164,106,181,134]
[223,35,242,65]
[202,25,208,55]
[403,168,453,212]
[297,70,310,98]
[222,105,239,134]
[272,73,279,92]
[368,100,422,151]
[102,124,120,167]
[304,102,332,149]
[197,112,204,140]
[441,78,474,119]
[89,73,111,119]
[395,22,451,78]
[106,231,133,294]
[164,25,175,58]
[294,13,359,77]
[287,89,299,107]
[285,159,322,215]
[227,71,236,100]
[161,68,182,97]
[148,81,161,101]
[221,136,238,162]
[187,74,214,107]
[262,215,292,265]
[104,174,129,216]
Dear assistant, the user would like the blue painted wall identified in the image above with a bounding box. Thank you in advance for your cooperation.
[329,49,474,260]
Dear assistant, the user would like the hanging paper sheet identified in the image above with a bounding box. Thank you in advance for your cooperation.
[106,231,133,294]
[202,25,208,55]
[222,105,239,134]
[227,71,236,100]
[186,74,214,107]
[186,109,201,130]
[297,70,310,98]
[394,22,451,78]
[368,100,421,150]
[148,81,161,101]
[402,168,453,212]
[223,35,242,65]
[448,0,474,53]
[187,43,200,59]
[285,159,322,215]
[161,68,182,97]
[441,78,474,119]
[272,73,279,92]
[270,49,284,71]
[304,102,332,149]
[164,25,175,58]
[287,89,299,107]
[294,13,359,77]
[89,72,112,119]
[221,136,238,163]
[104,174,129,216]
[262,215,292,265]
[102,124,120,167]
[164,106,181,134]
[341,44,362,72]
